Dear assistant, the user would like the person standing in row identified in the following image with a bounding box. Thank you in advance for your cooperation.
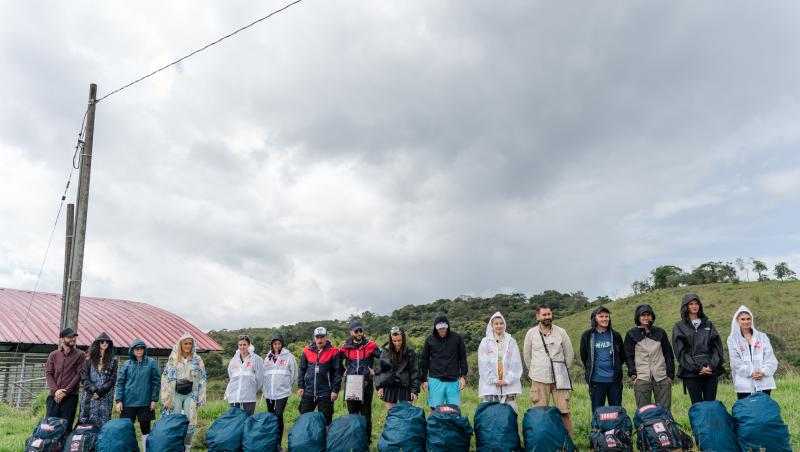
[728,305,779,399]
[478,312,523,411]
[672,294,724,404]
[79,332,118,426]
[297,327,341,426]
[224,334,263,415]
[375,327,420,410]
[524,304,575,438]
[116,339,161,452]
[420,314,468,410]
[162,332,207,452]
[339,321,381,443]
[45,328,86,433]
[580,307,625,414]
[263,332,296,445]
[624,304,675,410]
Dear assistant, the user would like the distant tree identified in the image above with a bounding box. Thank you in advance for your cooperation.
[685,261,738,285]
[594,295,612,304]
[651,265,684,289]
[753,260,769,281]
[774,262,797,281]
[736,257,751,282]
[631,279,652,295]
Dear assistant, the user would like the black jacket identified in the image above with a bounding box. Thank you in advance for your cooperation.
[374,343,421,393]
[298,340,342,397]
[419,314,468,382]
[579,307,626,384]
[672,294,724,379]
[80,332,118,398]
[624,304,675,379]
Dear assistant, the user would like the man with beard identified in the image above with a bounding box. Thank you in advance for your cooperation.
[45,328,86,432]
[523,304,575,437]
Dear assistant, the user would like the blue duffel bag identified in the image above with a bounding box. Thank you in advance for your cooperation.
[688,401,739,452]
[95,418,139,452]
[474,401,521,452]
[377,401,426,452]
[146,414,189,452]
[327,414,368,452]
[243,412,280,452]
[732,392,791,452]
[288,412,327,452]
[522,407,575,452]
[426,405,473,452]
[206,407,248,452]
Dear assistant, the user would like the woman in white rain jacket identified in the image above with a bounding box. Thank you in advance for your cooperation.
[727,305,778,399]
[262,333,297,444]
[224,334,264,415]
[478,311,523,410]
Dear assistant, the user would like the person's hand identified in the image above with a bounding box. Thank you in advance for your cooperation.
[631,375,637,384]
[495,379,505,386]
[753,371,765,380]
[150,401,157,411]
[164,401,173,411]
[378,388,384,398]
[369,368,376,377]
[421,382,428,392]
[331,392,338,402]
[116,402,123,414]
[54,389,66,403]
[93,392,100,400]
[297,388,304,398]
[411,392,419,402]
[458,377,466,391]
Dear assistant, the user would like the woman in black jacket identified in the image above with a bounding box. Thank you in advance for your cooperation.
[374,327,420,410]
[672,294,724,404]
[79,332,118,426]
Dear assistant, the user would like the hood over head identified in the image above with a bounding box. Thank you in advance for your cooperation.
[485,311,509,340]
[270,333,286,349]
[171,331,197,359]
[128,338,148,360]
[432,314,450,335]
[590,306,612,330]
[93,331,113,349]
[634,304,656,326]
[680,293,706,321]
[729,305,759,344]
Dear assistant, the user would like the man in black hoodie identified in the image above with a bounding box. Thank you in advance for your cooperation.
[672,293,724,404]
[624,304,675,409]
[580,306,625,413]
[419,314,468,410]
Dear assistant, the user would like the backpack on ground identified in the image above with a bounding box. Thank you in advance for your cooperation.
[426,405,473,452]
[25,417,68,452]
[377,401,427,452]
[63,423,100,452]
[633,404,692,452]
[327,414,368,452]
[146,414,189,452]
[288,412,327,452]
[242,412,280,452]
[473,401,521,452]
[732,392,791,452]
[95,418,139,452]
[589,406,633,452]
[687,401,739,452]
[522,407,575,452]
[206,406,248,452]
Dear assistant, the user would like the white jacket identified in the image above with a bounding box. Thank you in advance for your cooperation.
[478,312,523,397]
[727,305,778,394]
[224,348,264,403]
[262,347,297,400]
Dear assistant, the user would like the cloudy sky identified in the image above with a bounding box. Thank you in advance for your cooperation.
[2,1,800,331]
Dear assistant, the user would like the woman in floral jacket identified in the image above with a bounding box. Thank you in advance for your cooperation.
[161,332,207,452]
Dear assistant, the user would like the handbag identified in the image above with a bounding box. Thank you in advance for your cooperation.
[176,379,193,395]
[540,330,572,390]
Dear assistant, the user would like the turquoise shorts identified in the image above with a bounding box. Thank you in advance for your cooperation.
[427,377,461,407]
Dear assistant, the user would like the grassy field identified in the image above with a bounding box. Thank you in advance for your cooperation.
[3,379,799,451]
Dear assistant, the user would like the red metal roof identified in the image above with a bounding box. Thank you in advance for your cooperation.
[0,287,222,352]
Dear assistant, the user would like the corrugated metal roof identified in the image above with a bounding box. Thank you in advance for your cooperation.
[0,287,222,352]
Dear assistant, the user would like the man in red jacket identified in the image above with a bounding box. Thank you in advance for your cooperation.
[45,328,86,432]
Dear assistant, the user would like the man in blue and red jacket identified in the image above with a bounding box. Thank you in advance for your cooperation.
[297,327,341,425]
[339,321,382,442]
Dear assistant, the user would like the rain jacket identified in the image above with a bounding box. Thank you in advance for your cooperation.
[262,333,298,400]
[224,345,264,403]
[579,307,625,383]
[478,312,523,397]
[80,332,119,398]
[161,332,207,440]
[420,314,468,382]
[298,340,342,398]
[115,338,161,407]
[339,336,381,384]
[672,294,724,379]
[624,304,675,380]
[374,342,421,393]
[523,323,574,384]
[727,305,778,393]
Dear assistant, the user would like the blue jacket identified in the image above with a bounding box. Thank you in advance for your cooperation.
[115,339,161,407]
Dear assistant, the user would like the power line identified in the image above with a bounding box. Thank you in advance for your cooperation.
[97,0,304,103]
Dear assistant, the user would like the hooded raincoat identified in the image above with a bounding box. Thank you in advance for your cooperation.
[672,294,724,379]
[79,332,118,425]
[579,307,626,384]
[115,338,161,408]
[478,312,523,397]
[623,304,675,381]
[224,345,264,404]
[419,314,468,382]
[727,305,778,394]
[262,333,298,400]
[161,332,207,442]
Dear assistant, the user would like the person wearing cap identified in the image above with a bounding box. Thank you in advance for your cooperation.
[297,326,341,425]
[224,334,263,415]
[624,304,675,409]
[339,321,382,442]
[419,314,468,410]
[45,328,86,433]
[263,332,297,444]
[79,332,118,427]
[579,307,625,414]
[672,293,724,404]
[115,339,161,452]
[478,312,523,411]
[375,327,421,410]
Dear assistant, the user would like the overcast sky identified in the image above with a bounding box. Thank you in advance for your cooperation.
[2,1,800,331]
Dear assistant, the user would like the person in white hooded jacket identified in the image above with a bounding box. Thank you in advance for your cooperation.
[224,334,264,415]
[727,305,778,399]
[478,312,523,411]
[262,333,297,444]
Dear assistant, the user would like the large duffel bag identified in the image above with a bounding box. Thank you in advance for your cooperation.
[589,406,633,452]
[327,414,368,452]
[63,423,100,452]
[95,419,139,452]
[25,417,68,452]
[242,412,280,452]
[426,405,473,452]
[146,414,189,452]
[633,404,692,452]
[288,412,327,452]
[688,401,738,452]
[206,407,248,452]
[522,407,575,452]
[474,401,521,452]
[732,392,791,452]
[377,401,426,452]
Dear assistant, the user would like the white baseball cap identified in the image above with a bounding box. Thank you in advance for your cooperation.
[314,327,327,337]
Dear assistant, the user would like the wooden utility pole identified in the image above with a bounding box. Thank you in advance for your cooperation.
[64,84,97,332]
[60,203,74,330]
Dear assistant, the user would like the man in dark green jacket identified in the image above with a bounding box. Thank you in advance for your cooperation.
[115,339,161,450]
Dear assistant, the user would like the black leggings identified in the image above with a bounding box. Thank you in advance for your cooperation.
[267,397,289,441]
[684,376,718,404]
[737,389,772,400]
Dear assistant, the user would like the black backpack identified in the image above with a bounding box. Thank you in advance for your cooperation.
[589,406,633,452]
[633,404,693,452]
[63,423,100,452]
[25,417,68,452]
